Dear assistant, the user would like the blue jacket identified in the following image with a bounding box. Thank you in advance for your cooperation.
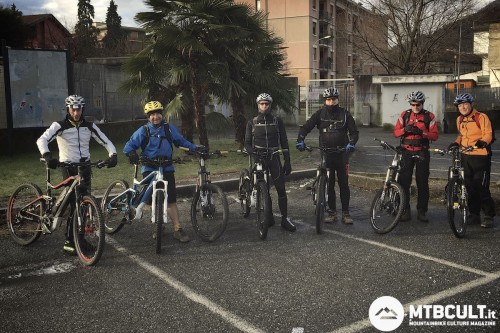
[123,121,196,173]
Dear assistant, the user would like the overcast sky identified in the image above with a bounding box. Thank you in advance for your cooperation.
[0,0,149,30]
[1,0,495,31]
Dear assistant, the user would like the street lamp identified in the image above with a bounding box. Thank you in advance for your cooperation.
[313,35,333,77]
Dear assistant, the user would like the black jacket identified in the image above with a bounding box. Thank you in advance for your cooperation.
[298,105,359,148]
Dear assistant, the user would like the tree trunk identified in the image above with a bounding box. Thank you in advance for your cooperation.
[191,73,209,149]
[180,110,194,142]
[230,97,247,148]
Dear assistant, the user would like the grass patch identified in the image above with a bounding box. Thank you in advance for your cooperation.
[0,138,317,205]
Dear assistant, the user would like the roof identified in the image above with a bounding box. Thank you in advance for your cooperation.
[22,14,71,37]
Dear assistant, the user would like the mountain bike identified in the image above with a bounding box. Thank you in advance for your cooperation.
[101,156,171,254]
[180,147,228,242]
[238,148,287,240]
[300,145,347,234]
[7,159,108,266]
[369,138,408,234]
[432,146,473,238]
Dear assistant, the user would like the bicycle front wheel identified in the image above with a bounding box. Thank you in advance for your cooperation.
[74,195,105,266]
[315,174,327,234]
[370,182,406,234]
[447,177,468,238]
[191,184,228,242]
[102,179,130,234]
[239,169,251,217]
[256,180,270,240]
[155,191,164,254]
[8,183,44,245]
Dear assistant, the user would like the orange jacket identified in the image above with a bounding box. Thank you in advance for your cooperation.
[453,109,493,156]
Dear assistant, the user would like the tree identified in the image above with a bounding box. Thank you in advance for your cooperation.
[0,4,32,47]
[353,0,476,74]
[102,0,126,55]
[73,0,99,62]
[123,0,295,148]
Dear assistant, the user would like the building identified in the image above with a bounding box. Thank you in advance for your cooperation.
[22,14,72,50]
[238,0,387,86]
[93,22,148,55]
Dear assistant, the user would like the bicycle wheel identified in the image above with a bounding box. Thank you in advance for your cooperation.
[370,182,406,234]
[256,180,270,240]
[191,183,228,242]
[447,177,468,238]
[155,191,164,254]
[8,183,44,245]
[73,195,105,266]
[239,169,251,217]
[102,179,130,234]
[315,174,327,234]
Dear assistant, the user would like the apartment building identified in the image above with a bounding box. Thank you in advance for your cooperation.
[239,0,387,86]
[93,22,148,55]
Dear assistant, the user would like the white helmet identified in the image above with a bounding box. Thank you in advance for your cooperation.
[406,91,425,103]
[65,95,85,109]
[323,87,339,98]
[256,93,273,104]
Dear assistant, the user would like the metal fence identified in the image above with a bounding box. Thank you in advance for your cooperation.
[72,63,144,123]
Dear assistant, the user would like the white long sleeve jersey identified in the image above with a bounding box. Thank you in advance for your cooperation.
[36,118,117,162]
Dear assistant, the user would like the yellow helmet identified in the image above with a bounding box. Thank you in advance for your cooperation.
[144,101,163,115]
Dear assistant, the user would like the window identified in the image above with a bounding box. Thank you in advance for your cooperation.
[313,48,317,61]
[312,0,316,10]
[256,0,260,11]
[313,22,317,36]
[348,55,352,67]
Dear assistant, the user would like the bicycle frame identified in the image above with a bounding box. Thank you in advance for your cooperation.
[105,161,168,223]
[40,160,101,233]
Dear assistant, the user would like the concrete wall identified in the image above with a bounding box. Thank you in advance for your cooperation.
[372,75,453,126]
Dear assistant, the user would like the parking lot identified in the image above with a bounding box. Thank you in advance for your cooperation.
[1,170,499,332]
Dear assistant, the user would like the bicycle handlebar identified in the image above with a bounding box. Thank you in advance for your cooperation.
[40,159,108,169]
[304,145,346,153]
[431,146,475,156]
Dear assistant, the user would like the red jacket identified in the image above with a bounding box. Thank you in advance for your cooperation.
[393,110,439,151]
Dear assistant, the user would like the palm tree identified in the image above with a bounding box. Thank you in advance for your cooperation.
[124,0,296,148]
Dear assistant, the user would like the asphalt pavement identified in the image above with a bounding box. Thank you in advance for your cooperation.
[1,125,499,333]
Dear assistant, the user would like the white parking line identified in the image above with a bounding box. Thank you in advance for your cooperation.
[106,237,265,333]
[290,223,500,333]
[330,273,500,333]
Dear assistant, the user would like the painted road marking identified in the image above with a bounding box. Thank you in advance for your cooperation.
[106,237,265,333]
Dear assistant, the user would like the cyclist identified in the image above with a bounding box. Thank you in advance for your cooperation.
[296,87,359,224]
[243,93,296,232]
[393,90,438,222]
[36,94,117,254]
[123,101,206,242]
[448,93,495,228]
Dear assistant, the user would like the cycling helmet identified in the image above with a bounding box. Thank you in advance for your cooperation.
[256,93,273,104]
[453,93,474,106]
[65,95,85,109]
[144,101,163,114]
[406,91,426,103]
[323,87,339,98]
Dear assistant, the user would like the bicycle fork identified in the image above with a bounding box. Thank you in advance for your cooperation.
[151,179,169,224]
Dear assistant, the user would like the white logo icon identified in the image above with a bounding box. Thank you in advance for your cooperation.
[369,296,405,331]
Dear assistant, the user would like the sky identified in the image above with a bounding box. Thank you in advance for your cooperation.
[1,0,496,32]
[0,0,149,30]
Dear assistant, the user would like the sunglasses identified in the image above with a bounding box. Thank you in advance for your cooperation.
[259,102,270,106]
[410,103,421,107]
[325,98,337,101]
